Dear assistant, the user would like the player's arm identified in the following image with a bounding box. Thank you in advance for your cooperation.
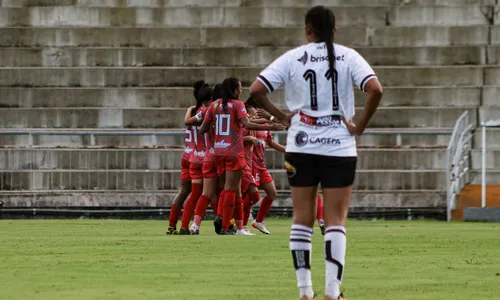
[250,118,271,124]
[241,116,285,132]
[250,51,291,124]
[346,50,383,135]
[184,106,195,129]
[185,115,203,126]
[243,135,259,145]
[199,104,214,134]
[268,140,286,153]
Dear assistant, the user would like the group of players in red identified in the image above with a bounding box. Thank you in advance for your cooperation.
[167,78,326,235]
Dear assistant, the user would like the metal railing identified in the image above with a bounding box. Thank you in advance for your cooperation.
[446,111,474,222]
[0,128,453,147]
[480,120,500,207]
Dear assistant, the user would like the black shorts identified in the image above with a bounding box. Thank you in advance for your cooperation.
[284,152,357,188]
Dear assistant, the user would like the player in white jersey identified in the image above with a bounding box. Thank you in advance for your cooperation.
[250,6,383,300]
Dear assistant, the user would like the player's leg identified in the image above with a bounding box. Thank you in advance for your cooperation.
[320,157,356,300]
[316,193,325,235]
[220,157,244,235]
[179,163,203,235]
[285,153,319,300]
[213,159,226,234]
[253,171,276,234]
[190,161,219,234]
[243,184,260,229]
[167,159,192,235]
[190,177,217,234]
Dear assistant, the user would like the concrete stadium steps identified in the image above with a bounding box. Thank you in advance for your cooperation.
[469,170,500,185]
[0,46,490,67]
[482,86,500,107]
[0,87,482,109]
[0,6,493,27]
[480,107,500,124]
[0,190,447,208]
[0,107,476,128]
[0,128,452,148]
[0,7,389,27]
[474,128,500,148]
[0,0,496,8]
[471,149,500,169]
[0,148,448,170]
[0,169,446,190]
[0,26,493,48]
[0,66,492,87]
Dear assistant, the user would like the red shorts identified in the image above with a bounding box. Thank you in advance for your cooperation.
[241,170,257,194]
[215,155,246,174]
[254,168,273,186]
[189,163,203,180]
[202,160,218,179]
[181,159,191,181]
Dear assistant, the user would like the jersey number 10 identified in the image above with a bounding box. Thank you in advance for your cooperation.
[215,114,231,136]
[303,69,339,111]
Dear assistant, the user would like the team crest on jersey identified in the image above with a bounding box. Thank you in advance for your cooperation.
[297,51,308,65]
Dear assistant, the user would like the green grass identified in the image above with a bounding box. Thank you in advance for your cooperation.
[1,219,499,300]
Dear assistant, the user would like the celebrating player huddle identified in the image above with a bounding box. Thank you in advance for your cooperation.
[167,78,322,236]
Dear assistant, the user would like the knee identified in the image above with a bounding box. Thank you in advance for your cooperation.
[293,215,315,229]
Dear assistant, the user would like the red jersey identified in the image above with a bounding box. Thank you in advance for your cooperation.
[189,107,207,164]
[252,127,273,170]
[204,125,215,163]
[242,128,254,172]
[182,127,194,161]
[204,99,248,157]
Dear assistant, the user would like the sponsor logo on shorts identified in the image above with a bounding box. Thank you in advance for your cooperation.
[294,131,341,147]
[284,161,297,178]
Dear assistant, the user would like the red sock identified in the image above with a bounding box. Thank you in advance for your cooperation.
[169,204,182,227]
[180,183,203,230]
[217,190,225,216]
[222,190,236,230]
[256,196,273,223]
[193,195,211,226]
[243,194,251,226]
[244,191,260,226]
[317,194,324,221]
[234,197,244,230]
[210,200,218,216]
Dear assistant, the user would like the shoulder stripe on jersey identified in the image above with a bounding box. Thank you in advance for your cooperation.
[258,75,274,92]
[360,74,376,92]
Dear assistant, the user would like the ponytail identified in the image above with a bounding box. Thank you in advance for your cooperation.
[321,8,336,73]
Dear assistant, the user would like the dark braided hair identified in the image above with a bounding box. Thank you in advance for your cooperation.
[212,83,223,101]
[305,6,336,73]
[192,80,208,117]
[221,78,240,113]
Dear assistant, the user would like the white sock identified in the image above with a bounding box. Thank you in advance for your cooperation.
[324,226,347,299]
[290,224,314,298]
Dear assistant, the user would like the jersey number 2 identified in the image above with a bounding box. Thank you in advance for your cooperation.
[215,114,231,136]
[303,69,339,111]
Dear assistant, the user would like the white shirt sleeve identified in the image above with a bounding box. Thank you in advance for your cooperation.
[257,51,291,92]
[349,50,377,92]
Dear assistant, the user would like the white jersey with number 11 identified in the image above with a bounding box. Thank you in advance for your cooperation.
[257,42,377,157]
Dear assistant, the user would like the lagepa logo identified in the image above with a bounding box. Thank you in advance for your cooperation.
[294,131,341,147]
[294,131,309,147]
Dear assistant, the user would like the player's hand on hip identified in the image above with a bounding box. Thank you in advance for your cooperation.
[342,117,363,136]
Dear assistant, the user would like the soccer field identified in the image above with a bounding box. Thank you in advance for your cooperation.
[1,219,499,300]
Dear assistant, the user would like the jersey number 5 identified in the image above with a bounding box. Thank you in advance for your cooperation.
[215,114,231,136]
[303,69,339,111]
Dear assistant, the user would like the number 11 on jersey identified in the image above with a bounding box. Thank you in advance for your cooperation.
[303,69,339,111]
